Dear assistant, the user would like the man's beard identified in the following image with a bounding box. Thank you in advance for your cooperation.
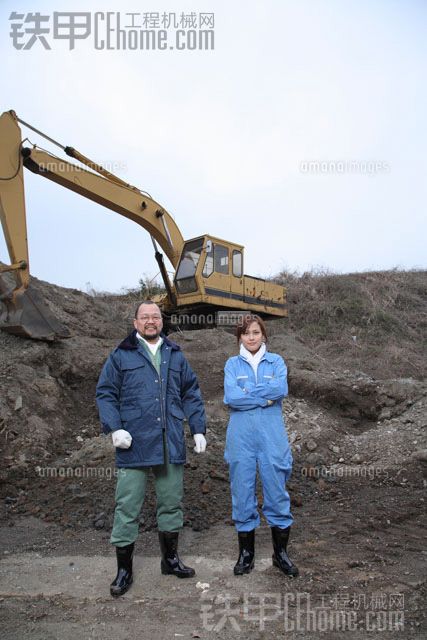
[142,328,161,341]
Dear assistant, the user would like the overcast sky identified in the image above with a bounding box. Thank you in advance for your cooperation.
[1,0,426,293]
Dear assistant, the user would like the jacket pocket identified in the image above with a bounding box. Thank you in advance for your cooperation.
[121,361,146,393]
[167,362,182,391]
[120,407,142,421]
[170,403,185,420]
[122,360,146,371]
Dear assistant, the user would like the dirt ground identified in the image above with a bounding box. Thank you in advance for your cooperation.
[0,271,426,638]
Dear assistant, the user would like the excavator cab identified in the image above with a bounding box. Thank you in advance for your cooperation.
[174,234,285,315]
[174,235,242,297]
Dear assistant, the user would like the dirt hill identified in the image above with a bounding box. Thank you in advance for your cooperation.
[0,269,426,639]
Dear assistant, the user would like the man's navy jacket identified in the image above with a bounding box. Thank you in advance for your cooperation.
[96,330,206,467]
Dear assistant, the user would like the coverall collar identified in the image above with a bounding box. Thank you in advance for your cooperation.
[238,346,275,364]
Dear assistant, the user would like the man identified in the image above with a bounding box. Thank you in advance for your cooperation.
[96,300,207,597]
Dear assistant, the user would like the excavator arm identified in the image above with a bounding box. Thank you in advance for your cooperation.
[0,110,184,339]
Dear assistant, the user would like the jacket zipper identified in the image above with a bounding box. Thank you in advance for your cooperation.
[139,346,166,433]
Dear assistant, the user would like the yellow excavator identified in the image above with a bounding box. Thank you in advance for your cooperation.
[0,110,286,340]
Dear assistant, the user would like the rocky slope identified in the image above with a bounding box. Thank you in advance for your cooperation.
[0,270,426,638]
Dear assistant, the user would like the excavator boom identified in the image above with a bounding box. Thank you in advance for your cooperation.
[0,110,184,339]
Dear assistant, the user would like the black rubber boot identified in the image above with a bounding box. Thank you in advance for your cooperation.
[271,526,299,577]
[159,531,195,578]
[110,543,134,597]
[234,530,255,575]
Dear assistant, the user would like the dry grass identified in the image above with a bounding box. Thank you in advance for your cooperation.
[275,269,427,379]
[84,268,427,380]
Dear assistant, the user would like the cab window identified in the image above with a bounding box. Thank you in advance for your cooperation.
[232,250,242,277]
[203,243,229,277]
[214,244,229,274]
[202,243,213,277]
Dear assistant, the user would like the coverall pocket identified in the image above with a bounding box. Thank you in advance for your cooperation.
[236,375,249,390]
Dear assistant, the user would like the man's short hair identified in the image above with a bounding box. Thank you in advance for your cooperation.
[134,300,161,319]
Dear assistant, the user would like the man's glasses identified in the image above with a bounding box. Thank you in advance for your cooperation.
[137,315,162,322]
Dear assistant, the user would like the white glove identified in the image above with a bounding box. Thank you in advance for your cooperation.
[112,429,132,449]
[193,433,207,453]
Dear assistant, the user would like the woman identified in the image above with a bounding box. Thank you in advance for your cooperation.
[224,314,298,577]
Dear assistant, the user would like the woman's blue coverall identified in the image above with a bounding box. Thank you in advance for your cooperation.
[224,351,293,532]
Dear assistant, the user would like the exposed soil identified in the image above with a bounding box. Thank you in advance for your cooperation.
[0,270,426,639]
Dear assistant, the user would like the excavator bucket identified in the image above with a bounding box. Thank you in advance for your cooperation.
[0,277,70,341]
[0,111,70,341]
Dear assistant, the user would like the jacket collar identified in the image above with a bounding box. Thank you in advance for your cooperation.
[263,350,276,363]
[118,329,181,351]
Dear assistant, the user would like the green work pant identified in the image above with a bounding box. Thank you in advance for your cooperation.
[110,457,184,547]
